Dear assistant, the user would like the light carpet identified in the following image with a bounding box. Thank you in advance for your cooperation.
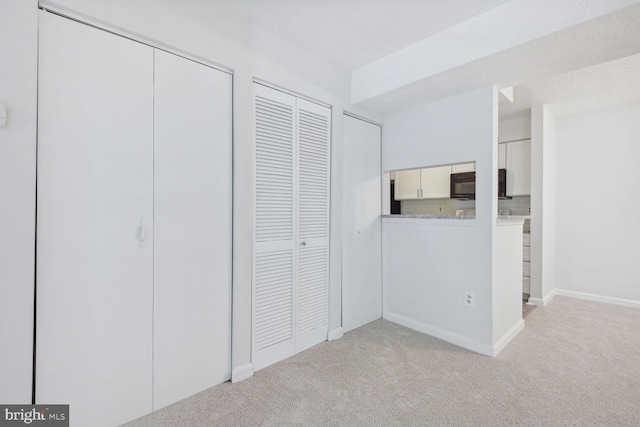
[124,296,640,426]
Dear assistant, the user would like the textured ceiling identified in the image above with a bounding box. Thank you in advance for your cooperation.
[355,3,640,114]
[214,0,510,69]
[207,0,640,117]
[525,53,640,117]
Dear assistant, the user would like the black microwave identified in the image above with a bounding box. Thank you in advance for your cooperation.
[450,169,507,199]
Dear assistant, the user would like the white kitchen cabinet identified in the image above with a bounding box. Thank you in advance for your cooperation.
[420,165,451,198]
[506,139,531,196]
[451,162,475,173]
[394,166,450,200]
[37,12,232,426]
[394,168,421,199]
[498,143,507,169]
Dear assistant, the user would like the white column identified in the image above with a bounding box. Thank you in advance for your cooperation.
[530,105,557,305]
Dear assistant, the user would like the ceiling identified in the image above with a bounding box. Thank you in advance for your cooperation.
[499,52,640,120]
[214,0,510,70]
[214,0,640,117]
[524,53,640,118]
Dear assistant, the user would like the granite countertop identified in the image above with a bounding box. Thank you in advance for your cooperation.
[382,214,475,219]
[382,214,530,221]
[497,215,530,221]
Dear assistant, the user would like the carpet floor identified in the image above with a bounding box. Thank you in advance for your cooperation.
[124,296,640,426]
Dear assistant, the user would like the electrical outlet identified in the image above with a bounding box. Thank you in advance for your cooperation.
[464,291,475,307]
[528,206,531,214]
[439,206,443,212]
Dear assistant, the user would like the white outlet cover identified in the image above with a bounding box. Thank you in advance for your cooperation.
[465,291,475,307]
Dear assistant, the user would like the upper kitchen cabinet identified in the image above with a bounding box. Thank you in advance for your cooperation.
[451,162,475,173]
[394,165,451,200]
[420,165,451,198]
[505,139,531,196]
[394,168,421,199]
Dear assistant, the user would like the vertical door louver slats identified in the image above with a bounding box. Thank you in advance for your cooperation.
[253,85,331,370]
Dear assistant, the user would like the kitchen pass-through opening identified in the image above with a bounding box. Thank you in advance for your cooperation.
[387,162,477,216]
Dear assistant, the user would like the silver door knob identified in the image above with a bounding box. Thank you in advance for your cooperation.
[300,241,307,246]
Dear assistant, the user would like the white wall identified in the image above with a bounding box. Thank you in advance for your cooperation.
[493,100,524,349]
[492,223,524,344]
[383,218,493,349]
[3,0,382,401]
[530,106,557,304]
[384,87,498,224]
[0,0,38,403]
[556,104,640,302]
[383,87,499,352]
[383,87,524,353]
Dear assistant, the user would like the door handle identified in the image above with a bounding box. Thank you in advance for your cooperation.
[300,241,307,247]
[139,221,146,247]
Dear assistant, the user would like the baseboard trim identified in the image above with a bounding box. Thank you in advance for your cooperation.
[383,311,494,356]
[555,289,640,309]
[231,364,254,383]
[327,327,344,341]
[527,289,557,307]
[492,319,524,356]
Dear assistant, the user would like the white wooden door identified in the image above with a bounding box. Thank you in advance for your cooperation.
[394,169,421,200]
[253,85,297,370]
[295,98,331,352]
[253,85,331,369]
[152,50,232,409]
[36,12,153,427]
[342,115,382,333]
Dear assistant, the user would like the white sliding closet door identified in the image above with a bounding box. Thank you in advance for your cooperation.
[253,84,331,370]
[37,12,154,427]
[153,50,232,409]
[342,115,382,333]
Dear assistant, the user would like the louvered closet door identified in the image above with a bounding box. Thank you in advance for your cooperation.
[295,98,331,352]
[253,84,297,370]
[253,85,332,369]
